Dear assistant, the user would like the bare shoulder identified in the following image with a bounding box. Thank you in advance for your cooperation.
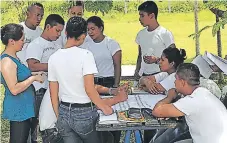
[1,57,17,72]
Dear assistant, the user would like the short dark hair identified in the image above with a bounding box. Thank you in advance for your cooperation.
[162,46,187,69]
[44,14,65,29]
[87,16,104,32]
[176,63,200,86]
[1,23,24,45]
[27,2,44,12]
[138,1,158,19]
[66,16,87,40]
[68,1,84,12]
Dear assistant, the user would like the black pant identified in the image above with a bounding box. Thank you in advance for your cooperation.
[10,119,31,143]
[28,88,47,143]
[94,77,115,88]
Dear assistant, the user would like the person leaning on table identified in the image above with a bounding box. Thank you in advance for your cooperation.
[0,23,44,143]
[49,16,128,143]
[152,63,227,143]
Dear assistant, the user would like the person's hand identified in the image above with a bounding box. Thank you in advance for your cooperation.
[100,104,113,115]
[115,86,128,102]
[34,73,45,83]
[167,88,178,99]
[144,78,160,94]
[143,55,159,64]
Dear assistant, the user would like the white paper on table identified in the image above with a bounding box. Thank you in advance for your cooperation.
[98,112,120,124]
[206,52,227,75]
[98,94,166,124]
[192,55,213,78]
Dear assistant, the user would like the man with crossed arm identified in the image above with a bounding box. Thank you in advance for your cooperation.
[152,63,227,143]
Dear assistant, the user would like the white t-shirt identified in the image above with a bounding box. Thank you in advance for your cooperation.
[48,47,98,103]
[82,36,121,77]
[39,88,59,131]
[17,22,42,65]
[173,87,227,143]
[154,72,168,83]
[154,72,176,91]
[136,26,174,74]
[25,37,61,90]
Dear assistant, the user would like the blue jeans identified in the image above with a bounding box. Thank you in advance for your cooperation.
[57,103,100,143]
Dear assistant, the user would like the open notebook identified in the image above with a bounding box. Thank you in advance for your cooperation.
[98,94,166,124]
[192,51,227,78]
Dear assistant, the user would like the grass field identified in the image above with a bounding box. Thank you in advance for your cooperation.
[1,10,227,64]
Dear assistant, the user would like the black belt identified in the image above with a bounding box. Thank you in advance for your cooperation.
[61,101,95,108]
[40,128,58,136]
[94,77,114,83]
[142,72,160,76]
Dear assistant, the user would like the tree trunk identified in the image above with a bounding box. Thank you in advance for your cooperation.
[216,14,224,83]
[168,1,171,13]
[124,0,127,14]
[194,0,200,56]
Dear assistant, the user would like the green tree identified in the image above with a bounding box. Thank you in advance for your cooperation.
[189,1,227,82]
[84,1,113,16]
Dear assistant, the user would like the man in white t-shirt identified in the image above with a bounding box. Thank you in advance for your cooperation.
[48,17,128,143]
[134,1,174,80]
[152,63,227,143]
[54,1,86,48]
[25,14,65,143]
[16,3,44,143]
[17,3,44,66]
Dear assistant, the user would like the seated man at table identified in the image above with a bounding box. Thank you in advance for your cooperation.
[152,63,227,143]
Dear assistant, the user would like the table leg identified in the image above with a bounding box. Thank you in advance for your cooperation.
[124,130,132,143]
[134,130,142,143]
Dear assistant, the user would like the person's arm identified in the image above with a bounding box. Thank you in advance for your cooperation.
[95,85,110,94]
[48,56,60,117]
[84,74,113,115]
[134,46,142,79]
[26,42,48,72]
[27,59,48,72]
[112,51,122,87]
[141,77,166,94]
[152,89,184,117]
[139,76,156,86]
[1,57,44,95]
[102,89,128,106]
[102,83,129,106]
[49,81,59,117]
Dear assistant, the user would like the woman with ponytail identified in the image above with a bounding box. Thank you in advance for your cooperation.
[139,46,187,95]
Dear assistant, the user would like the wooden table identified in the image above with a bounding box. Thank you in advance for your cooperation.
[96,108,180,143]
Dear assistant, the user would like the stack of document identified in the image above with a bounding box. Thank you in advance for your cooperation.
[192,51,227,78]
